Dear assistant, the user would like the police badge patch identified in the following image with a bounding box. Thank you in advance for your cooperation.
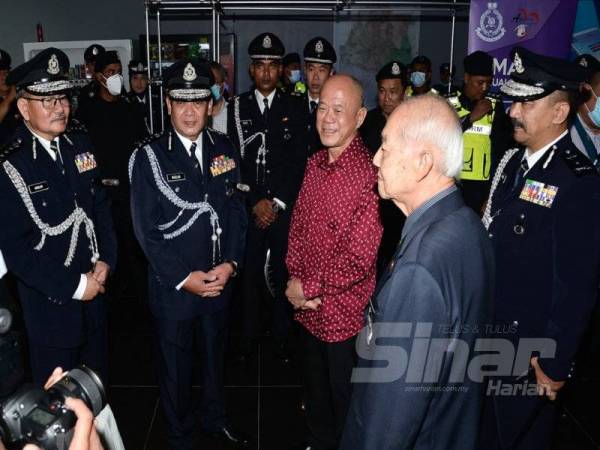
[475,2,506,43]
[74,152,97,173]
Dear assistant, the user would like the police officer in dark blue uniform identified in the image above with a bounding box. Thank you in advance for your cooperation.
[130,58,248,449]
[228,33,304,363]
[0,48,117,383]
[480,47,600,450]
[76,44,105,112]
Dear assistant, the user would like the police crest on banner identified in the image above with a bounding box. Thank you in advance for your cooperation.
[476,3,506,43]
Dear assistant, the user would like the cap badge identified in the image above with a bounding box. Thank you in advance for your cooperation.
[47,54,60,75]
[513,52,524,74]
[92,46,99,56]
[392,62,401,75]
[263,35,272,49]
[183,63,197,81]
[580,58,588,68]
[137,62,144,72]
[315,40,324,54]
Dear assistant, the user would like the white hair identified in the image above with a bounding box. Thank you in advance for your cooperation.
[394,94,464,179]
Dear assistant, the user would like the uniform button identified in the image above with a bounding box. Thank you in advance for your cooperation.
[519,213,525,220]
[512,320,519,327]
[514,224,525,235]
[266,169,271,174]
[488,232,493,238]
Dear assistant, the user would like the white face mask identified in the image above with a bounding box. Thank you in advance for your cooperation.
[104,74,123,96]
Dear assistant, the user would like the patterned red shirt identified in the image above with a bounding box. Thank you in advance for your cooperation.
[286,135,383,342]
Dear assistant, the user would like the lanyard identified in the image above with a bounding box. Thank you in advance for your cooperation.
[574,118,600,169]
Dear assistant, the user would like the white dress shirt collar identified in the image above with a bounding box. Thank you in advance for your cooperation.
[29,129,60,160]
[255,89,276,113]
[523,129,568,173]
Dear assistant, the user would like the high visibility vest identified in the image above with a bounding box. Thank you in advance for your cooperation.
[447,92,496,181]
[404,86,438,98]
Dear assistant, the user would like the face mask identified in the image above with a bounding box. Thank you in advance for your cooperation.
[586,88,600,127]
[289,69,301,84]
[410,71,427,88]
[104,74,123,96]
[211,84,222,101]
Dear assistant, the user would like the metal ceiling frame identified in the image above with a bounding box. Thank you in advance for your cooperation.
[143,0,469,132]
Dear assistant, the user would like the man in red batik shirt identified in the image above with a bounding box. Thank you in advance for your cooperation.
[285,74,383,450]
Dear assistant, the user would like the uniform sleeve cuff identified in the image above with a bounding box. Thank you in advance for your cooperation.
[176,273,191,291]
[73,274,87,300]
[273,197,287,211]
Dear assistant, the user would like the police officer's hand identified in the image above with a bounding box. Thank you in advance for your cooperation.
[469,99,493,123]
[531,357,565,401]
[205,263,234,293]
[182,271,224,297]
[81,273,105,301]
[92,261,110,286]
[252,199,278,229]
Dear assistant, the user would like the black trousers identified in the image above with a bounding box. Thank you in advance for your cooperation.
[302,328,357,450]
[155,308,228,450]
[240,211,292,341]
[29,323,108,384]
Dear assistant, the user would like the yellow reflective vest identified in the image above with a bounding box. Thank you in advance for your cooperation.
[447,91,496,181]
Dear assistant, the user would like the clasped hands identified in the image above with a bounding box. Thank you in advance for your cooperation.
[253,199,278,229]
[285,277,321,311]
[183,263,234,298]
[81,261,110,301]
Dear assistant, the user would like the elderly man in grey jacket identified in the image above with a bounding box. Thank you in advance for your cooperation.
[340,94,494,450]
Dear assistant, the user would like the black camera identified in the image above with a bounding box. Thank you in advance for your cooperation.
[0,365,106,450]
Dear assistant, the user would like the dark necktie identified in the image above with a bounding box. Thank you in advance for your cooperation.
[49,140,65,174]
[189,142,201,173]
[310,101,318,114]
[263,98,269,121]
[512,158,529,190]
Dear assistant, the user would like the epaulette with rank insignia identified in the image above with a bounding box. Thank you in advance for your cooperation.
[562,146,598,177]
[486,91,502,101]
[134,131,164,150]
[66,118,88,134]
[0,137,24,163]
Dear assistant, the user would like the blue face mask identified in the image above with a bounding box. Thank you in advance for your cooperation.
[410,71,427,88]
[586,88,600,127]
[210,84,222,101]
[289,69,301,84]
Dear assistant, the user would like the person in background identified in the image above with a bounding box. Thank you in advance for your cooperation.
[359,60,408,277]
[572,53,600,167]
[433,62,457,95]
[406,55,437,97]
[76,50,148,300]
[280,52,304,93]
[446,50,513,214]
[125,59,157,133]
[209,61,229,134]
[0,49,18,144]
[77,44,105,111]
[286,74,382,450]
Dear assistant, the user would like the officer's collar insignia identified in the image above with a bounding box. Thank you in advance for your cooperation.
[263,35,272,49]
[92,46,99,56]
[183,63,197,81]
[137,62,144,72]
[513,52,524,74]
[392,63,400,75]
[316,40,324,54]
[47,54,60,75]
[580,58,588,68]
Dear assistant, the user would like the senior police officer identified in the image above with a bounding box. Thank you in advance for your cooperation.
[228,32,304,364]
[480,47,600,450]
[0,48,117,383]
[446,50,513,213]
[130,58,248,449]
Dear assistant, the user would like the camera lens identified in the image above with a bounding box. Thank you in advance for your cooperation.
[50,365,106,416]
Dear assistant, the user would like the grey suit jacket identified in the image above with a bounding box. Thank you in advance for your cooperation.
[340,188,494,450]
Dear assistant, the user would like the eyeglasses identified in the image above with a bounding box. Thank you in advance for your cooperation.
[23,95,70,110]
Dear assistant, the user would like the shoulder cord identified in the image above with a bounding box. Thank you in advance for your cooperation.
[233,97,267,184]
[482,148,520,230]
[130,145,222,266]
[3,160,99,267]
